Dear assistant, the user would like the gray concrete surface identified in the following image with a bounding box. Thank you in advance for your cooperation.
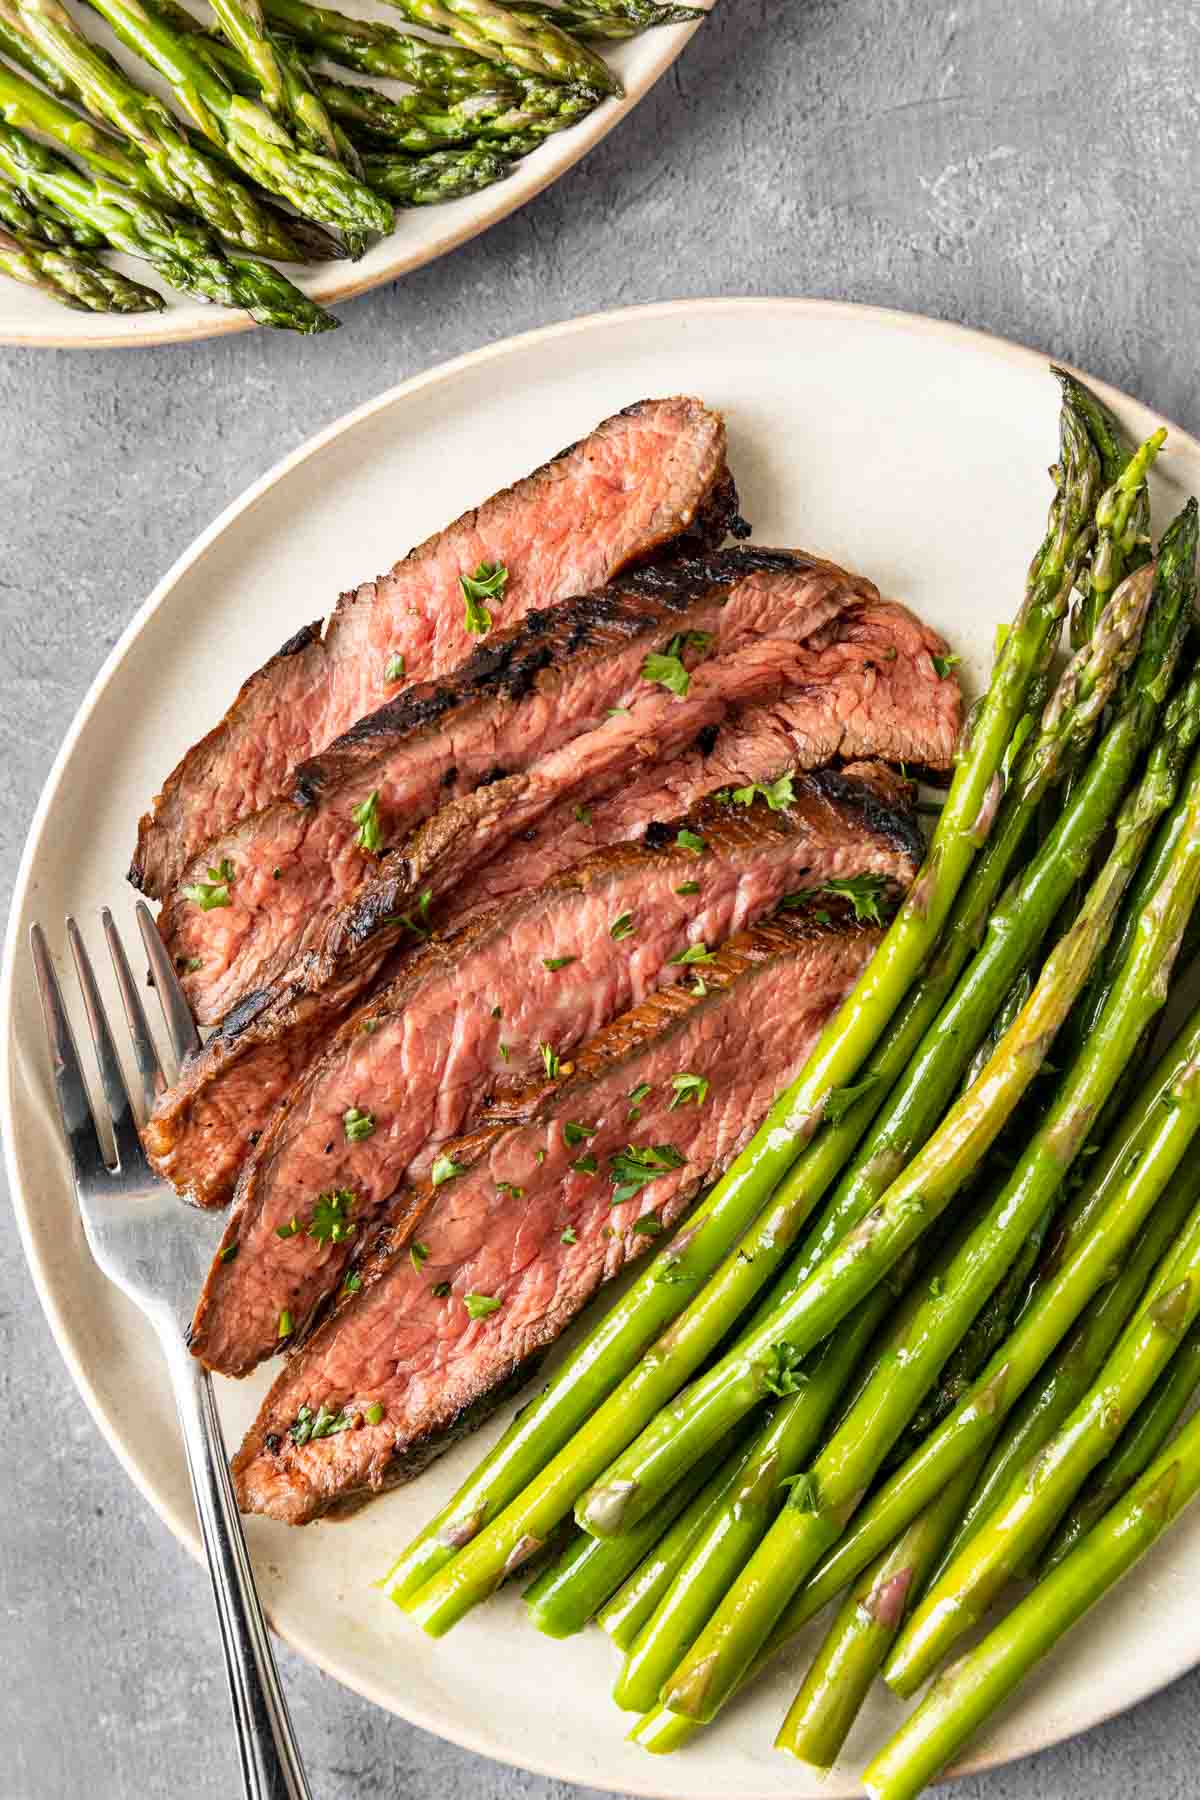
[3,0,1200,1793]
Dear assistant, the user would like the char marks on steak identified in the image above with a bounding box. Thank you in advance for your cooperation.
[231,895,884,1523]
[160,547,884,1023]
[188,782,922,1373]
[146,582,955,1212]
[131,398,736,899]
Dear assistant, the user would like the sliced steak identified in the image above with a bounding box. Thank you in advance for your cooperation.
[160,547,881,1022]
[145,591,955,1211]
[188,782,921,1373]
[231,896,884,1523]
[132,397,736,899]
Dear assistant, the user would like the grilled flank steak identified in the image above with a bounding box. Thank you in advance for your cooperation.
[131,397,737,899]
[159,547,884,1023]
[187,783,922,1374]
[231,894,886,1524]
[145,587,955,1210]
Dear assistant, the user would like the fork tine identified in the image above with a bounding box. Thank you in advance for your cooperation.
[103,908,166,1119]
[136,900,202,1064]
[29,922,109,1182]
[67,916,144,1173]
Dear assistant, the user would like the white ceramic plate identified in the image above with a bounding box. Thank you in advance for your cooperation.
[5,299,1200,1795]
[0,4,705,348]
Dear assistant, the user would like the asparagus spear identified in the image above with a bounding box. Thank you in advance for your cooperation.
[363,144,516,203]
[521,1441,728,1639]
[776,1456,983,1771]
[862,1410,1200,1799]
[886,1110,1200,1694]
[205,0,359,172]
[595,1446,754,1652]
[511,0,704,37]
[1039,1315,1200,1574]
[381,0,620,92]
[387,389,1107,1625]
[60,0,394,245]
[0,113,336,330]
[0,171,103,247]
[1075,424,1161,646]
[768,979,1200,1649]
[0,219,163,308]
[262,0,521,97]
[5,0,324,259]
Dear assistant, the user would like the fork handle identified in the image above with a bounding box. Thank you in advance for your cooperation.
[164,1333,313,1800]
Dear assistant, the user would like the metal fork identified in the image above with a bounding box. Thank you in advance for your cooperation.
[30,903,312,1800]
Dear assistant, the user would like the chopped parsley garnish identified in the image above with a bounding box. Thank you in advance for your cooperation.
[384,651,406,682]
[278,1309,293,1339]
[289,1400,352,1445]
[676,828,705,855]
[464,1292,502,1319]
[409,1240,430,1274]
[761,1342,808,1397]
[386,887,434,940]
[275,1216,299,1239]
[497,1043,510,1062]
[560,1225,578,1245]
[431,1154,466,1187]
[182,957,204,973]
[932,652,961,680]
[824,1073,883,1124]
[563,1121,595,1147]
[218,1242,238,1263]
[653,1258,698,1286]
[632,1214,664,1236]
[342,1269,363,1295]
[183,857,235,911]
[364,1403,384,1426]
[824,873,889,923]
[573,804,592,825]
[431,1280,451,1298]
[343,1105,375,1142]
[670,942,716,966]
[535,1148,546,1165]
[605,706,630,718]
[491,1004,502,1019]
[540,1042,560,1079]
[675,881,700,896]
[461,560,508,636]
[783,1470,821,1512]
[496,1181,524,1199]
[642,647,691,698]
[351,790,383,854]
[571,1153,599,1175]
[669,1072,709,1109]
[610,911,635,941]
[628,1082,652,1117]
[690,976,708,997]
[731,772,796,812]
[309,1189,357,1244]
[610,1143,686,1206]
[542,955,577,971]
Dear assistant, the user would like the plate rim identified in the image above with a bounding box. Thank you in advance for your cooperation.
[0,14,705,351]
[5,294,1199,1792]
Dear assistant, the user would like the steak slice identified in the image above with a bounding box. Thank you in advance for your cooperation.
[160,547,881,1022]
[145,591,955,1211]
[188,782,921,1374]
[231,896,884,1523]
[131,397,736,899]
